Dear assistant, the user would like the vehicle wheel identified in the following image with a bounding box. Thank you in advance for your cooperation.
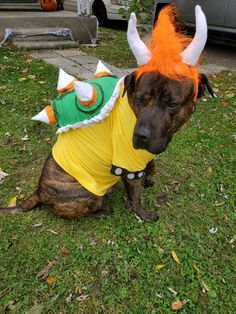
[92,0,108,26]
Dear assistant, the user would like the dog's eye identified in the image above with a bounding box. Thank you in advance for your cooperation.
[136,96,144,105]
[169,101,178,108]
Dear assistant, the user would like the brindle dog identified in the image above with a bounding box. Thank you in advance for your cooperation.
[1,72,213,222]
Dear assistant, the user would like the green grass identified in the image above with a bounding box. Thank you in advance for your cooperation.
[81,27,137,68]
[0,46,235,314]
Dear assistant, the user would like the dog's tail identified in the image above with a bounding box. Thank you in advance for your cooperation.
[0,190,40,213]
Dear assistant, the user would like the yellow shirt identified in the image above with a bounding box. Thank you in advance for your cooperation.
[52,85,155,196]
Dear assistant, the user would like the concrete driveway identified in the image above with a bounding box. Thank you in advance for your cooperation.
[202,42,236,74]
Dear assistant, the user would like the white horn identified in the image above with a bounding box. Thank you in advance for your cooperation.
[32,108,50,124]
[181,5,207,66]
[127,12,151,66]
[74,80,95,103]
[57,68,75,91]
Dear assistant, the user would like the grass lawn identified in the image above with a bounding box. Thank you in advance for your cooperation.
[0,43,235,314]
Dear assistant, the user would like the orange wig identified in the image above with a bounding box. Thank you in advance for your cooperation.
[136,5,200,98]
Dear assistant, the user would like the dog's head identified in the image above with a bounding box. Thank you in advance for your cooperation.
[124,71,213,154]
[126,5,214,154]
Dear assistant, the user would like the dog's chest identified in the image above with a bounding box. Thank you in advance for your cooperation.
[52,93,155,196]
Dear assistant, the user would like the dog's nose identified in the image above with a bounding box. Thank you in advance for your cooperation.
[135,127,151,142]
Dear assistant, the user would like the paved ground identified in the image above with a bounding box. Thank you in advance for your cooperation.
[31,42,235,80]
[31,49,132,80]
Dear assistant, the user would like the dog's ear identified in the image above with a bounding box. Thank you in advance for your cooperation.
[197,73,214,99]
[122,72,136,98]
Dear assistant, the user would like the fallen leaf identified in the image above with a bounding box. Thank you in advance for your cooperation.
[48,229,59,235]
[28,75,36,80]
[21,134,29,141]
[22,68,29,74]
[19,77,27,81]
[0,170,9,184]
[8,196,17,207]
[207,166,213,174]
[156,292,163,298]
[76,294,89,302]
[171,251,180,264]
[209,227,218,234]
[36,261,54,279]
[5,302,16,311]
[61,246,70,254]
[168,287,178,296]
[193,264,203,273]
[225,93,235,98]
[33,223,43,228]
[171,300,183,311]
[19,145,27,152]
[66,293,73,303]
[25,303,44,314]
[46,276,55,285]
[0,287,12,299]
[155,264,165,272]
[201,280,210,293]
[75,286,83,294]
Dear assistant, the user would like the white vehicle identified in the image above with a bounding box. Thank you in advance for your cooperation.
[91,0,131,25]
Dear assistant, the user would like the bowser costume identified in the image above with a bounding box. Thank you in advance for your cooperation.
[32,62,154,196]
[32,5,208,196]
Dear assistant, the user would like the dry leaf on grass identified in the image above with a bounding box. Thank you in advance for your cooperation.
[22,68,29,74]
[201,280,210,293]
[48,229,59,235]
[171,300,188,311]
[46,276,55,285]
[61,246,70,254]
[0,170,9,184]
[8,196,17,207]
[168,287,178,296]
[155,264,165,272]
[21,134,29,141]
[171,251,180,264]
[0,287,12,299]
[193,264,203,273]
[25,303,44,314]
[76,294,89,302]
[36,261,54,279]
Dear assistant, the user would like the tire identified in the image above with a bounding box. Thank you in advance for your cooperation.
[92,0,108,26]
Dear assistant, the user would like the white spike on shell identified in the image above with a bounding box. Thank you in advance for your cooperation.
[57,68,75,91]
[31,108,49,124]
[95,60,112,76]
[181,5,207,66]
[74,80,94,102]
[127,12,151,66]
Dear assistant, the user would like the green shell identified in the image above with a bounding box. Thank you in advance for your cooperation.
[52,76,119,128]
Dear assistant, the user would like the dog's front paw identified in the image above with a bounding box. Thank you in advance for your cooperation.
[135,209,159,223]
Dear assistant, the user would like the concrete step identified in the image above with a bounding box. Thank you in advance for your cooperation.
[13,40,80,49]
[0,0,40,10]
[12,27,73,41]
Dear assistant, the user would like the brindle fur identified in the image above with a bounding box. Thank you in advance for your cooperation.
[1,72,213,222]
